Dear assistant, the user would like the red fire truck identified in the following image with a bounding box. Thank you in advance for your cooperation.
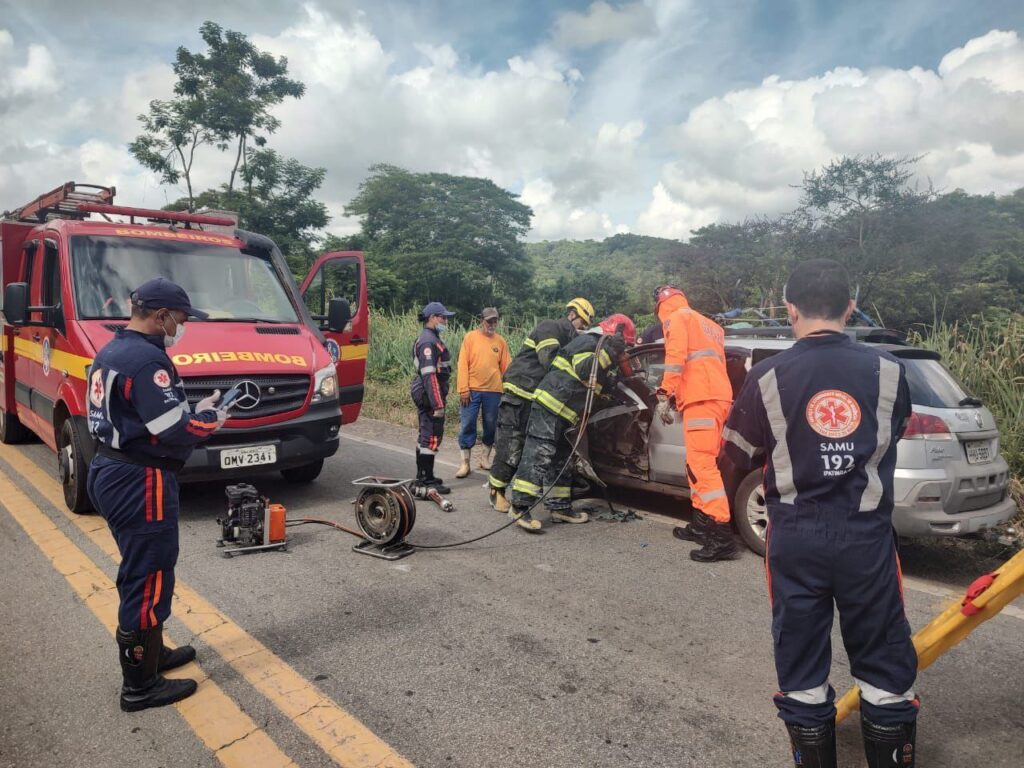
[0,182,368,512]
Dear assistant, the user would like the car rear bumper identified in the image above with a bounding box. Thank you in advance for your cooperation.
[179,401,340,482]
[893,495,1018,537]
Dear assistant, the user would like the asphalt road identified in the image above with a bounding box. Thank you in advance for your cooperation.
[1,417,1022,768]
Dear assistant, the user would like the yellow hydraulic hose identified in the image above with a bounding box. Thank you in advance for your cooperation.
[836,547,1024,723]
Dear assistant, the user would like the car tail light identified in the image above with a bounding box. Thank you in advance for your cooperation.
[903,412,953,440]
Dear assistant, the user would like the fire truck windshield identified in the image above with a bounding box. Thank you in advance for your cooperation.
[71,235,300,322]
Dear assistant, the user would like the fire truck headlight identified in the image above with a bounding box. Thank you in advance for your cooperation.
[313,364,338,402]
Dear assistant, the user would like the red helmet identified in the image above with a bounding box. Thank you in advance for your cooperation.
[598,313,636,346]
[654,284,685,306]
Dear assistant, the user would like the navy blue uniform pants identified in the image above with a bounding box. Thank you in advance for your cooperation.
[411,380,445,454]
[767,505,919,727]
[87,456,179,631]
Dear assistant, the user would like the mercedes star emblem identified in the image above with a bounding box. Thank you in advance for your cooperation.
[233,380,262,410]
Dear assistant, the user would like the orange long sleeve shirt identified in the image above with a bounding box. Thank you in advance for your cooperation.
[457,329,511,395]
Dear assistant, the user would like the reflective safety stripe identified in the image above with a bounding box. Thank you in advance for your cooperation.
[859,357,901,512]
[511,477,542,496]
[687,348,724,362]
[523,338,537,349]
[663,364,683,372]
[686,418,716,429]
[419,365,437,374]
[700,488,727,502]
[549,486,571,499]
[598,349,612,369]
[503,381,536,400]
[723,426,763,459]
[145,407,184,436]
[759,368,796,503]
[488,475,509,489]
[854,677,916,707]
[551,356,583,383]
[571,351,594,367]
[534,389,579,424]
[783,683,831,705]
[417,446,438,455]
[535,338,560,350]
[439,362,452,370]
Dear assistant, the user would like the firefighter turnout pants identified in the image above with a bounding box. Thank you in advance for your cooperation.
[489,394,531,491]
[87,456,179,632]
[768,505,919,727]
[509,405,573,513]
[683,400,731,524]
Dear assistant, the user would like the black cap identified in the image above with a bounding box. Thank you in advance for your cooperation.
[130,278,209,320]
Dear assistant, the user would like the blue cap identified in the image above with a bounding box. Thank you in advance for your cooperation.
[421,301,455,319]
[131,278,209,320]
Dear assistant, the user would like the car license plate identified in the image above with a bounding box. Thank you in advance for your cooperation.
[220,445,277,469]
[965,440,991,464]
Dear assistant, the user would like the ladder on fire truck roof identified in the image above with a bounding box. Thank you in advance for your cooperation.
[5,181,116,223]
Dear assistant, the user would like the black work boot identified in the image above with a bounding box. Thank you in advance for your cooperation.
[423,454,451,494]
[159,634,196,673]
[861,715,916,767]
[415,451,429,485]
[784,720,837,768]
[673,510,712,543]
[118,626,198,712]
[689,521,740,562]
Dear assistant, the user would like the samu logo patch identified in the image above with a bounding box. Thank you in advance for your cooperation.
[806,389,861,439]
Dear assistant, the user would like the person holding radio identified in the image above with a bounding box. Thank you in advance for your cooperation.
[87,278,228,713]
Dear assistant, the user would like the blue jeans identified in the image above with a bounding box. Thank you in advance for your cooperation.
[459,391,501,449]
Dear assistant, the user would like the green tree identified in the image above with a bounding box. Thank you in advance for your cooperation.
[129,96,213,210]
[173,21,305,193]
[345,164,533,317]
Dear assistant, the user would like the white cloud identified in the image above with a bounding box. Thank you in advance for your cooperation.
[521,178,629,240]
[0,29,60,107]
[637,29,1024,239]
[553,2,657,50]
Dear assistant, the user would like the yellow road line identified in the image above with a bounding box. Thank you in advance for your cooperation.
[0,444,414,768]
[0,468,296,768]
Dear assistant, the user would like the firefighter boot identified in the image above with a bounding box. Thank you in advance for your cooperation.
[456,449,472,478]
[423,454,451,494]
[118,626,197,712]
[478,444,494,470]
[489,486,511,513]
[550,506,589,524]
[510,506,542,532]
[784,720,837,768]
[158,629,196,673]
[673,509,712,543]
[689,521,740,562]
[861,715,916,767]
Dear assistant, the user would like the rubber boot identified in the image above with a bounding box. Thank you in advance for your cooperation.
[456,449,472,478]
[489,486,510,513]
[861,715,916,767]
[550,506,589,524]
[673,509,712,543]
[423,454,450,494]
[478,445,494,470]
[689,521,740,562]
[784,720,837,768]
[159,638,196,673]
[118,625,197,712]
[415,451,429,485]
[510,506,542,532]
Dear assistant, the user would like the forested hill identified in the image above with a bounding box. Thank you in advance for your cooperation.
[526,185,1024,331]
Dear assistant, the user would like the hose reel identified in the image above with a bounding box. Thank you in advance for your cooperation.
[351,477,417,559]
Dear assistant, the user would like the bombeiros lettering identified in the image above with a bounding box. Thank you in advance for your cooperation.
[172,352,308,367]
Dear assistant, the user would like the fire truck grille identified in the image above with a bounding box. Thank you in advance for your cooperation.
[182,374,311,419]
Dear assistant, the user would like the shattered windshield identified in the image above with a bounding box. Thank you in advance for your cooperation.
[70,235,299,322]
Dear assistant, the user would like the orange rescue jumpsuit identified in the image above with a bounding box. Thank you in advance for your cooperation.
[657,293,733,523]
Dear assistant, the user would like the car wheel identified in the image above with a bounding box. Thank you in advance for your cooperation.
[281,460,324,484]
[58,417,94,514]
[733,470,767,556]
[0,408,29,444]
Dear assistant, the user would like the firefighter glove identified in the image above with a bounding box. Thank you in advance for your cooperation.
[655,392,675,425]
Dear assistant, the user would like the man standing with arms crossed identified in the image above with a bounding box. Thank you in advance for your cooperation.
[87,278,226,711]
[455,307,511,478]
[721,259,918,767]
[653,285,737,562]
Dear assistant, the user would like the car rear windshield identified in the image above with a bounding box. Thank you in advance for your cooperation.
[71,235,299,322]
[901,357,973,409]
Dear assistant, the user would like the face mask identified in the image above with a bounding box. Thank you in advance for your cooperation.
[162,315,186,348]
[436,322,447,333]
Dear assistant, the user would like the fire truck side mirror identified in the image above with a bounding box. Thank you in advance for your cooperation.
[2,283,29,326]
[327,297,351,333]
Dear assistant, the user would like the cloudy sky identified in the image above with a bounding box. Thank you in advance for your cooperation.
[1,0,1023,241]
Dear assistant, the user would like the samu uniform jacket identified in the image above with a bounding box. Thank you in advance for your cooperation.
[87,329,219,632]
[721,331,918,729]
